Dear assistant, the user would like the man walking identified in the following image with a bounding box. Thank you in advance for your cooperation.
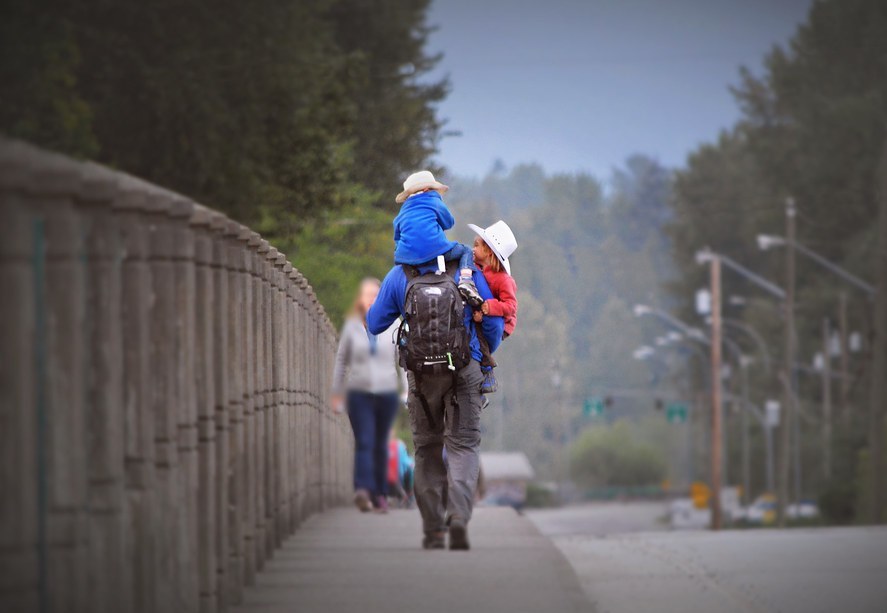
[366,259,504,550]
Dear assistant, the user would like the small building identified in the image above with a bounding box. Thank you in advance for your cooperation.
[480,452,535,509]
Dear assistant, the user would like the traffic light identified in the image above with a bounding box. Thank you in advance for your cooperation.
[665,402,688,424]
[583,396,606,418]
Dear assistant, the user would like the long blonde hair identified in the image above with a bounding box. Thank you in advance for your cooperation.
[347,277,382,319]
[476,238,503,273]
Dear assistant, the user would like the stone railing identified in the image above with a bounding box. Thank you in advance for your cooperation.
[0,139,353,613]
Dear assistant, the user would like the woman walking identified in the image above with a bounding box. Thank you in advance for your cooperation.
[332,278,406,513]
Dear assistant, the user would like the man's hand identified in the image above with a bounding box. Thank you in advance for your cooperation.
[481,301,490,315]
[472,309,483,323]
[331,393,345,415]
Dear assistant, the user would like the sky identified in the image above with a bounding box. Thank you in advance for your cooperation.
[425,0,813,180]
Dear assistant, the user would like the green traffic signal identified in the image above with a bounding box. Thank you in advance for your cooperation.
[583,396,605,417]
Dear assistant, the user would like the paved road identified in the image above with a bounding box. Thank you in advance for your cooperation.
[234,506,592,613]
[527,501,668,537]
[529,503,887,613]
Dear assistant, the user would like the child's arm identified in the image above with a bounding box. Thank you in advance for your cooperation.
[435,200,455,231]
[481,276,517,318]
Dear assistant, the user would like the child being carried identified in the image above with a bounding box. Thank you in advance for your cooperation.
[467,221,518,396]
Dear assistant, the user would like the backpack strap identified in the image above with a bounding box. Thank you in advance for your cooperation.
[401,264,420,280]
[444,258,461,277]
[413,370,436,429]
[402,259,461,280]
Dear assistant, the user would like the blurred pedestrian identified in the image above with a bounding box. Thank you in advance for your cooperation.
[332,278,407,513]
[388,430,415,507]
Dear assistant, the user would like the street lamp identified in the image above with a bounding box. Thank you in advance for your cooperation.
[632,346,655,361]
[757,233,875,296]
[756,234,786,251]
[696,248,786,300]
[694,245,792,524]
[637,297,723,529]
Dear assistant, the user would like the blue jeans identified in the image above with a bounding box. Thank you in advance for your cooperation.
[444,243,476,273]
[346,390,400,497]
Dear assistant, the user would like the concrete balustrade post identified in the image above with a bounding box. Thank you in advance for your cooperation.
[146,187,182,610]
[114,173,158,613]
[191,205,218,613]
[223,220,245,604]
[0,145,40,613]
[288,269,305,527]
[34,152,92,613]
[284,267,297,532]
[258,241,275,557]
[248,234,267,570]
[236,226,256,588]
[208,213,231,612]
[264,247,279,549]
[72,162,129,613]
[168,193,199,613]
[272,253,288,542]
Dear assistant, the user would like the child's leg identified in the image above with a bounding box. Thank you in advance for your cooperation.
[447,244,483,307]
[444,243,476,275]
[474,322,498,396]
[474,322,497,369]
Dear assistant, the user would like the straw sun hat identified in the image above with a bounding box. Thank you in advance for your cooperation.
[395,170,449,204]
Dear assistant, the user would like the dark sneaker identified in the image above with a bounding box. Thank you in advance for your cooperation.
[481,370,498,394]
[458,279,484,308]
[353,489,373,513]
[373,495,389,514]
[448,518,470,551]
[422,531,446,550]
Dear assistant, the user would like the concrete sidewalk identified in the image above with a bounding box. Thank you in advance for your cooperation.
[234,507,593,613]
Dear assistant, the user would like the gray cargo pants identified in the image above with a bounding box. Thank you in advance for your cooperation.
[406,359,484,533]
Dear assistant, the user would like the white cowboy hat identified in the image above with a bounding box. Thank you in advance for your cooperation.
[467,220,517,275]
[395,170,449,204]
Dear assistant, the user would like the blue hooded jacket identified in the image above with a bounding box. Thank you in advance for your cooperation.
[366,263,504,363]
[393,190,459,265]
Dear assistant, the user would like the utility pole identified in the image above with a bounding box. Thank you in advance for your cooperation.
[867,138,887,524]
[822,318,833,481]
[710,255,723,530]
[778,197,796,527]
[740,358,751,505]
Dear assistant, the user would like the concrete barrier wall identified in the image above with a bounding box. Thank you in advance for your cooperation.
[0,139,353,613]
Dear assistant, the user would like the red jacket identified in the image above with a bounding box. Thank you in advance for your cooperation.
[482,266,517,337]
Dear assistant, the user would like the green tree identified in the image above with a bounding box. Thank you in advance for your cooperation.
[569,421,666,488]
[666,0,887,519]
[1,0,448,225]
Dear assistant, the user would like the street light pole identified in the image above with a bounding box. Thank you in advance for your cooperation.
[822,318,833,481]
[739,356,751,506]
[710,255,724,531]
[778,197,797,527]
[838,292,850,418]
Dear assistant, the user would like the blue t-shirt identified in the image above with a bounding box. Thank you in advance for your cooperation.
[366,264,504,363]
[393,191,459,265]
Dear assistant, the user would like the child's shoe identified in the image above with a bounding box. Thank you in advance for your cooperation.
[481,395,490,410]
[481,370,498,394]
[458,276,484,308]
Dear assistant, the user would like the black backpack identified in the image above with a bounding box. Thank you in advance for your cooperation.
[397,259,471,375]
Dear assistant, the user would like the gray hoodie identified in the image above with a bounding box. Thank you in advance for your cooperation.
[332,317,406,395]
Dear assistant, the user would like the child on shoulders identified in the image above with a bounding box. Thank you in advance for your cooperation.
[392,170,484,306]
